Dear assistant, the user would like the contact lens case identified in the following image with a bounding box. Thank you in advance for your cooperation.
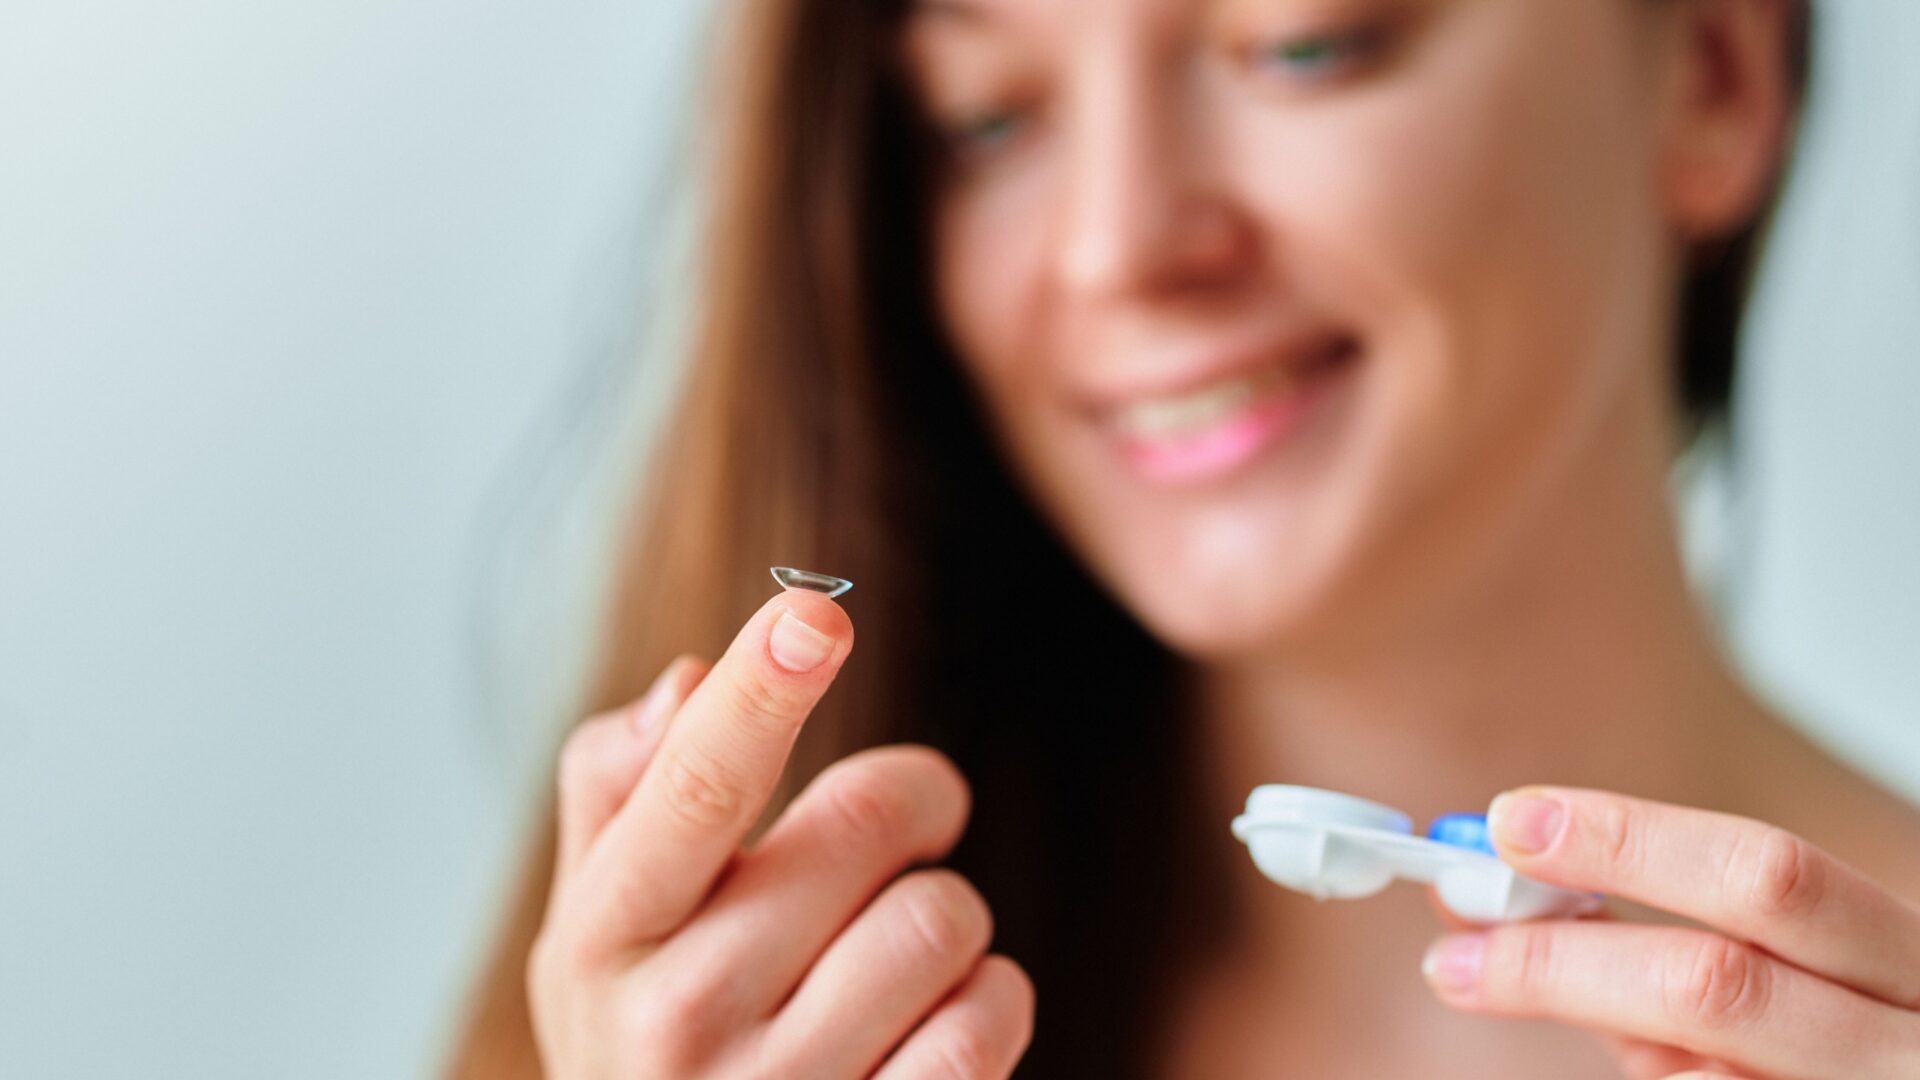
[1230,785,1604,923]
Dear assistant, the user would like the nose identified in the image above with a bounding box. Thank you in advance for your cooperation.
[1052,56,1251,303]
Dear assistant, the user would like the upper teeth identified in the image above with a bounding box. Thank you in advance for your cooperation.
[1110,365,1294,440]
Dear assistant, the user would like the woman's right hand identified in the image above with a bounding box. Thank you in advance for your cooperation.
[527,589,1034,1079]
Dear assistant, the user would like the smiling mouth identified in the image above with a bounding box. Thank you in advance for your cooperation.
[1104,334,1360,444]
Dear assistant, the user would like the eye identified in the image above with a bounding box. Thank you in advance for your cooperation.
[1249,25,1389,83]
[945,108,1027,158]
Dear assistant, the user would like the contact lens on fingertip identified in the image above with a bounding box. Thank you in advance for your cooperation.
[770,566,853,598]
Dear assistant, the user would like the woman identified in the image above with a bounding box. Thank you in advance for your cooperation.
[452,0,1920,1075]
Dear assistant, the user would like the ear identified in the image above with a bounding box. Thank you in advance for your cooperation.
[1656,0,1800,243]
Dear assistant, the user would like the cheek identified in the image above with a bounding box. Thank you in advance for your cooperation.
[931,170,1066,465]
[1221,5,1666,480]
[933,155,1058,372]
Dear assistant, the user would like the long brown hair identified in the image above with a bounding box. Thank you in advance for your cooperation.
[448,2,1811,1076]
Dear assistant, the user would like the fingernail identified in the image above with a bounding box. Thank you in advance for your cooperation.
[1490,791,1565,855]
[630,660,682,735]
[769,610,834,672]
[1421,933,1487,994]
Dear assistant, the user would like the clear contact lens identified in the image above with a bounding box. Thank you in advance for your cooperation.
[769,566,853,598]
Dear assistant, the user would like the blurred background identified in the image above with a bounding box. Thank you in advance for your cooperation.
[1,0,1916,1077]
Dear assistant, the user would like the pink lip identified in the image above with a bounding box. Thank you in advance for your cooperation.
[1111,358,1353,484]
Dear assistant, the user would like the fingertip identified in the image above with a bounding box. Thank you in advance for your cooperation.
[765,587,854,646]
[1419,930,1489,998]
[758,590,853,676]
[896,743,972,815]
[1488,786,1567,859]
[979,953,1037,1019]
[662,653,712,697]
[631,654,709,739]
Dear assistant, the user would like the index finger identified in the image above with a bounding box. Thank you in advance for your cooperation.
[568,589,853,957]
[1486,786,1920,1009]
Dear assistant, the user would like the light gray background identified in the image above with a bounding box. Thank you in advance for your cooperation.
[1,1,1914,1077]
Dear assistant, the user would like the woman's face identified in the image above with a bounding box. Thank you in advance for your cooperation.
[900,0,1768,660]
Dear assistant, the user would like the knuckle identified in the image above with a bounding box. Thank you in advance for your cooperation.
[1665,935,1769,1030]
[1505,927,1559,996]
[600,874,673,950]
[1591,799,1642,875]
[723,672,806,739]
[621,971,729,1070]
[815,746,971,854]
[1740,827,1825,919]
[660,749,750,830]
[819,762,916,850]
[896,870,992,962]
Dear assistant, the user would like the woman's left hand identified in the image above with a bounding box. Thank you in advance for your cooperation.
[1420,786,1920,1079]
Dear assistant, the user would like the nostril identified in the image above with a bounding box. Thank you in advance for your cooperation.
[1308,334,1362,375]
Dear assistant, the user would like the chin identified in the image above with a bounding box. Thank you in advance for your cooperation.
[1096,536,1344,664]
[1131,596,1280,663]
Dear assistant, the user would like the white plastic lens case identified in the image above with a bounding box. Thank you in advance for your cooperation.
[1230,785,1604,923]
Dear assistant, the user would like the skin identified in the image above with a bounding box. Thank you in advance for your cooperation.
[525,0,1920,1077]
[530,594,1035,1078]
[911,0,1920,1074]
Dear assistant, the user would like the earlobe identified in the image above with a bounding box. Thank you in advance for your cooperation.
[1658,0,1795,242]
[1664,125,1772,243]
